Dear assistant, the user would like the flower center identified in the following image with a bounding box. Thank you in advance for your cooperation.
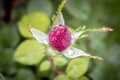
[48,24,72,52]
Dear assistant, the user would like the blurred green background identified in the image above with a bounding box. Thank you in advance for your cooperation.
[0,0,120,80]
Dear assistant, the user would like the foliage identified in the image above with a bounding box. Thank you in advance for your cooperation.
[66,57,89,79]
[14,40,45,65]
[0,73,5,80]
[0,0,120,80]
[18,12,50,38]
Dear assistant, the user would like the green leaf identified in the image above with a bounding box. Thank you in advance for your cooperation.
[0,23,20,48]
[0,49,16,75]
[14,39,45,65]
[65,0,91,20]
[0,73,5,80]
[14,69,36,80]
[66,57,89,78]
[18,12,50,38]
[53,74,69,80]
[53,56,68,66]
[79,76,89,80]
[39,60,51,71]
[27,0,53,16]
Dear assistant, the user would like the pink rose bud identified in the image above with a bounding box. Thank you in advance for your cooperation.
[48,24,71,52]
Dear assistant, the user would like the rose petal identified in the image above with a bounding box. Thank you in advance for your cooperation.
[30,28,48,44]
